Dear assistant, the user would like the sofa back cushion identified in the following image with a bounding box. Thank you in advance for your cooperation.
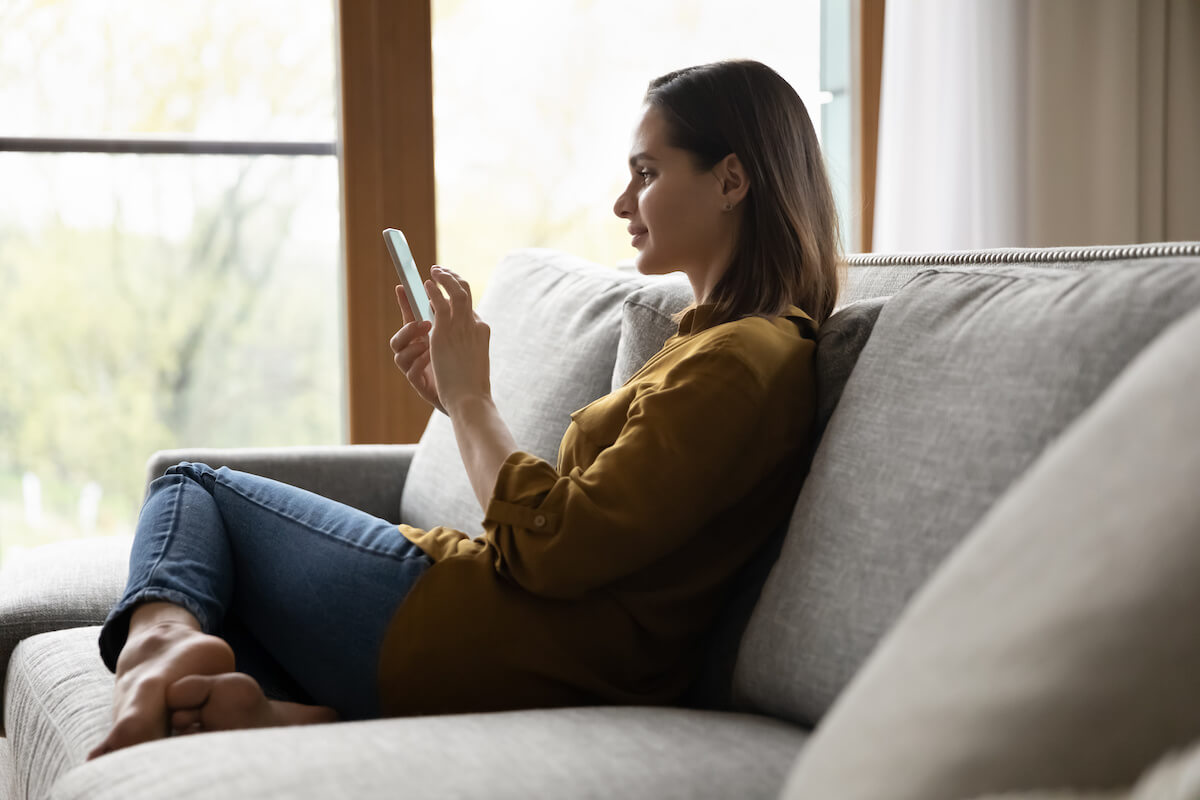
[610,276,693,390]
[780,302,1200,800]
[401,250,652,534]
[730,258,1200,728]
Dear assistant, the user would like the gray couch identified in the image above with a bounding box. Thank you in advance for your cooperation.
[3,243,1200,800]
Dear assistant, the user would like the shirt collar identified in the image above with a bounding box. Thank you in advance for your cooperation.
[676,303,815,336]
[676,304,719,336]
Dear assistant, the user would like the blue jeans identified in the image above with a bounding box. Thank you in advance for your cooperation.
[98,462,433,720]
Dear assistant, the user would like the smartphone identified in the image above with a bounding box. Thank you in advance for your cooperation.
[383,228,433,323]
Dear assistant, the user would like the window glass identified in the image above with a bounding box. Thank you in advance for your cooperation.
[431,0,831,298]
[0,0,336,139]
[0,2,340,566]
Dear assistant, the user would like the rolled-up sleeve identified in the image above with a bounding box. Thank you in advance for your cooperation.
[482,351,775,599]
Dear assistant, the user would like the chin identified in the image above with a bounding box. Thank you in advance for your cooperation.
[632,251,673,276]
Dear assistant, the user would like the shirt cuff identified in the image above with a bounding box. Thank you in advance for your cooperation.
[483,451,561,534]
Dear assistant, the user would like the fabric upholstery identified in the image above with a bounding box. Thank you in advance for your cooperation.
[6,628,113,800]
[51,699,806,800]
[143,444,418,524]
[399,249,665,536]
[733,259,1200,728]
[611,275,693,390]
[971,737,1200,799]
[0,538,130,730]
[811,297,887,442]
[839,256,1113,306]
[779,302,1200,799]
[1,736,14,800]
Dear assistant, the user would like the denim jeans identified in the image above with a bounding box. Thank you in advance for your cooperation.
[98,462,433,720]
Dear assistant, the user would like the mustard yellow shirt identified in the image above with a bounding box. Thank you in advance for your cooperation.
[378,303,817,716]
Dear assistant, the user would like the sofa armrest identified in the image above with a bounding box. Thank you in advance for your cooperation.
[144,444,418,525]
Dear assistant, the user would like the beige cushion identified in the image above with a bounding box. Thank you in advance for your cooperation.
[781,301,1200,799]
[971,737,1200,800]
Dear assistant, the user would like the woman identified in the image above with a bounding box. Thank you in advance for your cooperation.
[88,59,841,759]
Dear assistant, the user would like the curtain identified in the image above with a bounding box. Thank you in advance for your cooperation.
[872,0,1200,252]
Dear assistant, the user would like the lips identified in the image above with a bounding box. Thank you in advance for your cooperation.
[627,226,648,248]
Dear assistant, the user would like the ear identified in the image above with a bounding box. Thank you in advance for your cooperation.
[713,153,750,209]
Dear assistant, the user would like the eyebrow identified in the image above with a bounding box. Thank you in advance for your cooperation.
[628,152,658,167]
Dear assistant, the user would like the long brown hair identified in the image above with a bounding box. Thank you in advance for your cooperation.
[645,60,843,327]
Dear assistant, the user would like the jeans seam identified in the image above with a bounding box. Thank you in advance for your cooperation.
[214,470,426,563]
[139,475,185,602]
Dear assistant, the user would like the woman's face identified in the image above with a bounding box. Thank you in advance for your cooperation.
[613,106,736,288]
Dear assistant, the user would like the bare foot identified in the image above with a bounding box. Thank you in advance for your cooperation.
[87,622,235,760]
[165,672,339,734]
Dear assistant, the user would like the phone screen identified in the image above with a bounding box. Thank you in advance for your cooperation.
[383,228,433,322]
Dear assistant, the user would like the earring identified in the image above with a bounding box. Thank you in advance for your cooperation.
[723,202,733,211]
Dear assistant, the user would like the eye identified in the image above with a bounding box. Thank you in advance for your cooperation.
[637,168,654,184]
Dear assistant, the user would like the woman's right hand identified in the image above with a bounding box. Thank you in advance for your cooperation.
[390,285,447,415]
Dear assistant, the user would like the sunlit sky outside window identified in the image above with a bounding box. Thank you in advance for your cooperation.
[431,0,827,298]
[0,1,341,565]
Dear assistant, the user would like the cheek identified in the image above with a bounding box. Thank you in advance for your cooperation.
[644,183,708,242]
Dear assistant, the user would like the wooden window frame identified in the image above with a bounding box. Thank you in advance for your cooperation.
[853,0,886,253]
[337,0,437,445]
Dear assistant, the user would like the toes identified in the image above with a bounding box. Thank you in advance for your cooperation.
[166,674,214,710]
[170,708,202,733]
[197,673,270,732]
[209,673,264,712]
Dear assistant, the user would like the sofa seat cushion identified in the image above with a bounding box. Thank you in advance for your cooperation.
[733,257,1200,728]
[6,628,113,800]
[9,625,806,800]
[0,536,130,728]
[780,303,1200,798]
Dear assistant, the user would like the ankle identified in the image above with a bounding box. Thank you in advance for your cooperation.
[128,602,202,637]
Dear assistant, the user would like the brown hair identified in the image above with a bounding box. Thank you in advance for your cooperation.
[645,60,843,327]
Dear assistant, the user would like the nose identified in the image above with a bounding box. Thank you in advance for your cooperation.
[613,183,633,220]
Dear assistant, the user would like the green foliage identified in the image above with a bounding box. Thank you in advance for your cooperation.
[0,156,341,560]
[0,1,342,563]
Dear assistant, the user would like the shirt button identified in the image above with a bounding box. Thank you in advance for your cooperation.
[533,514,547,528]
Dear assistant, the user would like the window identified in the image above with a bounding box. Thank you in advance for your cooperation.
[0,1,342,565]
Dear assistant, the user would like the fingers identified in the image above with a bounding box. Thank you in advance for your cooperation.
[393,338,430,373]
[426,266,473,318]
[433,266,473,306]
[394,285,414,325]
[391,329,430,369]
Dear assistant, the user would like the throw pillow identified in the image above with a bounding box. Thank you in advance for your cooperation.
[399,249,653,535]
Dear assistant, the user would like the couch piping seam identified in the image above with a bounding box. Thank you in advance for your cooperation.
[847,242,1200,267]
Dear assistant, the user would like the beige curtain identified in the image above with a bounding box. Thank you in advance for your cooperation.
[873,0,1200,252]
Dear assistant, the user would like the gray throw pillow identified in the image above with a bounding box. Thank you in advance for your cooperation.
[732,259,1200,728]
[611,276,693,391]
[400,249,655,535]
[813,297,887,442]
[780,301,1200,799]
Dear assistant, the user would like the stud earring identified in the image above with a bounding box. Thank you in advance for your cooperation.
[723,202,733,211]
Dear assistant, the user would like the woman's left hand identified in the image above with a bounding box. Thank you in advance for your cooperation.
[424,266,493,415]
